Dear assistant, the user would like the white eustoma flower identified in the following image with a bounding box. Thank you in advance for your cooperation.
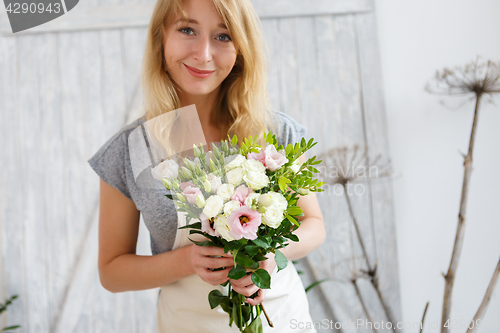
[223,200,241,217]
[225,167,244,186]
[207,173,222,193]
[261,205,284,229]
[264,145,288,171]
[214,215,235,242]
[243,171,269,190]
[217,183,235,202]
[244,193,261,208]
[291,163,301,174]
[243,159,266,174]
[151,159,179,181]
[224,154,246,171]
[202,195,224,218]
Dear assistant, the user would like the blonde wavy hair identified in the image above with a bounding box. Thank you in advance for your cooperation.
[141,0,274,157]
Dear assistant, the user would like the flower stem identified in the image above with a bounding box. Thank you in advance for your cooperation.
[260,304,273,327]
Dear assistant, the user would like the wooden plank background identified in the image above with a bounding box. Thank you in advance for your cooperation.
[0,0,402,331]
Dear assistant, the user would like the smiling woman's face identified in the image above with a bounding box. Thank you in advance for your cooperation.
[163,0,238,101]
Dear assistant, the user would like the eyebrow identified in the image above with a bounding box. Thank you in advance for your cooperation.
[175,18,227,30]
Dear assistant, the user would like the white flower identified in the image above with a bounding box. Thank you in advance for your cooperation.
[270,192,288,210]
[291,164,300,174]
[243,171,270,190]
[223,200,241,217]
[243,159,266,174]
[151,159,179,181]
[202,195,224,218]
[207,173,222,193]
[244,193,261,208]
[226,167,244,186]
[214,215,235,241]
[261,205,284,229]
[224,154,246,171]
[257,193,274,208]
[217,184,235,202]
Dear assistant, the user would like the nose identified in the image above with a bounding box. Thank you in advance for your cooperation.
[192,34,212,63]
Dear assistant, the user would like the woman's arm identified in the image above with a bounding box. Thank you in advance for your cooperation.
[98,179,234,293]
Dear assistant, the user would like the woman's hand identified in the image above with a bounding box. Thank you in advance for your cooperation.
[229,252,277,305]
[189,245,234,286]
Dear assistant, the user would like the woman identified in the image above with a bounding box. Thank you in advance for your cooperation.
[88,0,325,331]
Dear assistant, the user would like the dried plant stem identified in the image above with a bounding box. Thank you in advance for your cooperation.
[441,93,482,333]
[260,304,273,328]
[420,302,429,333]
[343,187,373,272]
[352,280,379,333]
[343,186,398,332]
[466,256,500,333]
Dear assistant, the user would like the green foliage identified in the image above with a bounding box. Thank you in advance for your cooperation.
[1,295,20,332]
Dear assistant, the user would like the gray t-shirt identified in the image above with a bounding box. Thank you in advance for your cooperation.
[87,111,306,255]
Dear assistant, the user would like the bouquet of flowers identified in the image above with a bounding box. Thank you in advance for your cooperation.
[152,132,324,333]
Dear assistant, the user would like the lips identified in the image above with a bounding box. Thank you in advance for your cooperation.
[183,64,215,78]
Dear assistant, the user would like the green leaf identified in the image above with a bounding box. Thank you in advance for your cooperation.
[208,290,226,309]
[249,262,260,270]
[285,233,299,242]
[228,265,247,280]
[164,194,174,200]
[243,317,263,333]
[286,206,303,216]
[178,222,202,230]
[244,245,260,257]
[251,269,271,289]
[188,238,214,247]
[252,253,268,261]
[278,176,291,192]
[241,303,252,323]
[236,252,255,267]
[285,214,299,226]
[274,250,288,272]
[251,238,270,249]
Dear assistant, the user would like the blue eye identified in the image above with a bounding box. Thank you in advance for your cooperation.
[217,34,232,42]
[179,27,195,35]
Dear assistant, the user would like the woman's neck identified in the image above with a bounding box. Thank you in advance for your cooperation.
[178,88,225,144]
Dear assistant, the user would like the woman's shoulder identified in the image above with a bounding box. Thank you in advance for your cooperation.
[87,115,147,201]
[268,110,307,147]
[90,116,147,159]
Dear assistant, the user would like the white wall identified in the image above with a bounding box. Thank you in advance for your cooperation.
[374,0,500,332]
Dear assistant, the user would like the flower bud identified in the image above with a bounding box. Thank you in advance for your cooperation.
[203,179,212,193]
[162,178,172,190]
[195,195,206,208]
[298,188,311,196]
[176,193,187,203]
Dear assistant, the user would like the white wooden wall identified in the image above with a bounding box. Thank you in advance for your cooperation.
[0,0,401,331]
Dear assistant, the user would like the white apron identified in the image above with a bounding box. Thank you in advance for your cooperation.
[157,212,317,333]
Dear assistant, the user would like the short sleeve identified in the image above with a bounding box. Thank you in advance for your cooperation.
[87,131,133,201]
[272,111,307,147]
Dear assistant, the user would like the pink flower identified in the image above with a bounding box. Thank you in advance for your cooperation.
[199,212,218,237]
[180,182,203,205]
[228,206,262,240]
[231,185,253,204]
[246,150,266,165]
[264,145,288,171]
